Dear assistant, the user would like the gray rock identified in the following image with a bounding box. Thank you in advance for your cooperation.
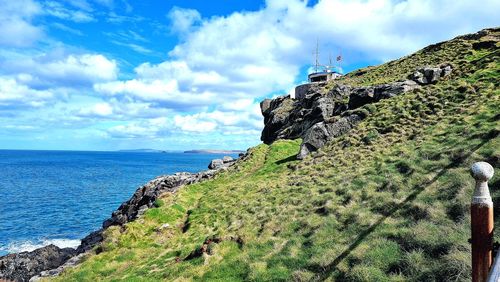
[294,82,327,100]
[222,156,234,163]
[349,80,418,109]
[375,80,419,99]
[208,159,224,169]
[137,205,149,217]
[30,253,86,281]
[442,64,452,77]
[260,99,272,114]
[410,65,452,85]
[348,86,375,109]
[0,245,76,282]
[77,229,103,253]
[297,114,362,159]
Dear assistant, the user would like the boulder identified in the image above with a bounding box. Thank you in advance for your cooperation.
[294,82,327,100]
[374,80,419,99]
[30,253,86,281]
[411,65,452,85]
[260,99,272,114]
[0,245,76,282]
[77,229,103,253]
[297,114,362,159]
[208,159,224,169]
[442,64,452,76]
[222,156,234,163]
[348,86,375,109]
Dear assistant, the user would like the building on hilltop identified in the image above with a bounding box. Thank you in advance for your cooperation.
[291,43,343,99]
[308,69,342,83]
[308,42,343,83]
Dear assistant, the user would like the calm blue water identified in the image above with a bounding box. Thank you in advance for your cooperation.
[0,150,238,256]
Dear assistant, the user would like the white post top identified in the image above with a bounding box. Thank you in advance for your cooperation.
[471,162,494,181]
[471,162,494,207]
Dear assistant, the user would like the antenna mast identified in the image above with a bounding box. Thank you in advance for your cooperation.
[328,52,333,71]
[314,39,320,73]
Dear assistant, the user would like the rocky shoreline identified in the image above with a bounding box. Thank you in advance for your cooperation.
[0,156,241,282]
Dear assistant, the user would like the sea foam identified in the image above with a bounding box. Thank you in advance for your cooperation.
[0,238,81,254]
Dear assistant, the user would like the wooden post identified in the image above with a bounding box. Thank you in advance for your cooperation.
[471,162,495,282]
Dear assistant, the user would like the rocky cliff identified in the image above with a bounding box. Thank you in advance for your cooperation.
[261,64,452,159]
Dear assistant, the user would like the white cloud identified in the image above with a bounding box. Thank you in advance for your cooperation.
[109,40,154,54]
[51,22,84,36]
[77,102,113,117]
[0,0,44,47]
[167,7,202,34]
[174,115,217,133]
[106,117,172,139]
[2,52,118,88]
[173,106,263,134]
[44,1,95,22]
[0,77,54,108]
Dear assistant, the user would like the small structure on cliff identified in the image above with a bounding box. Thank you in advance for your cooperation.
[308,69,342,83]
[291,43,342,99]
[308,42,342,83]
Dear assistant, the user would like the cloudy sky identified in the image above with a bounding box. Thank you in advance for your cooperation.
[0,0,498,151]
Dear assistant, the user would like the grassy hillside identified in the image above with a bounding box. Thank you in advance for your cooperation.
[53,28,499,281]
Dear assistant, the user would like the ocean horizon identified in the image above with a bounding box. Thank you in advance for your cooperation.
[0,150,239,256]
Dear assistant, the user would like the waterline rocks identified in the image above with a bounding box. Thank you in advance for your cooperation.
[0,245,76,282]
[208,159,224,169]
[208,156,236,170]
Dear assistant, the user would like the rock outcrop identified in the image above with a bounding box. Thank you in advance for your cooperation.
[298,114,363,159]
[30,253,86,281]
[208,159,224,169]
[410,64,453,85]
[261,65,452,158]
[0,245,76,282]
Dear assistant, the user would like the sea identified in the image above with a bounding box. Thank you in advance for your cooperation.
[0,150,239,256]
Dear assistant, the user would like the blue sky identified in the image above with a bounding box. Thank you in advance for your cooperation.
[0,0,498,151]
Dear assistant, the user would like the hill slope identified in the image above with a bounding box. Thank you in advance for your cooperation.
[53,28,499,281]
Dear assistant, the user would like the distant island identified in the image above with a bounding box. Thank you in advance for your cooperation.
[184,149,245,154]
[117,149,245,154]
[117,149,171,153]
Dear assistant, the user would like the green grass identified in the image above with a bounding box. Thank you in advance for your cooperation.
[53,28,499,281]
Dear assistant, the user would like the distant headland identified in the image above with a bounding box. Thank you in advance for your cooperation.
[117,149,169,153]
[184,149,245,154]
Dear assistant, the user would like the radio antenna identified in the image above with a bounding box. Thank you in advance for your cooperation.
[314,39,320,73]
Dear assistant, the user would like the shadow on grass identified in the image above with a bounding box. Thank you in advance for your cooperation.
[275,154,297,165]
[310,134,497,281]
